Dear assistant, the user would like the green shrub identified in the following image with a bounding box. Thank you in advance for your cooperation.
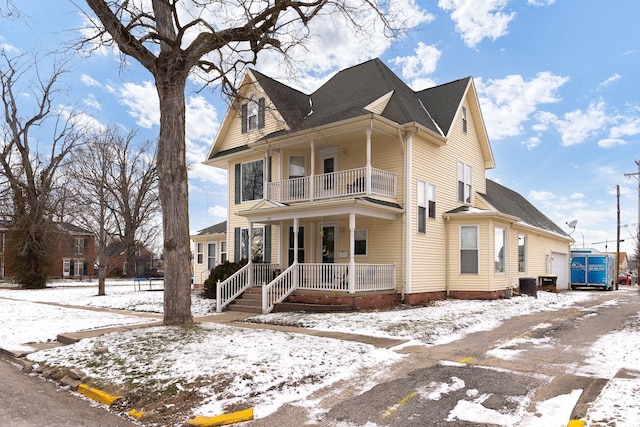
[202,259,247,299]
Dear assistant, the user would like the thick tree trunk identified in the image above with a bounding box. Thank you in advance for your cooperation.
[156,74,193,325]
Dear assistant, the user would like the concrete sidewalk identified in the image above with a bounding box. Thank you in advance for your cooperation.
[0,302,408,356]
[54,307,408,349]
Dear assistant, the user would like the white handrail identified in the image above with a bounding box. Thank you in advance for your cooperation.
[262,263,297,313]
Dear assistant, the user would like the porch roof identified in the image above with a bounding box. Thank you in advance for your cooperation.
[236,196,403,224]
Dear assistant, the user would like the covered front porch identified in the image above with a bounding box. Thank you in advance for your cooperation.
[217,198,403,313]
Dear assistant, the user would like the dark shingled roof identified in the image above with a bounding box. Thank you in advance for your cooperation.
[196,221,227,236]
[253,58,471,137]
[482,179,568,236]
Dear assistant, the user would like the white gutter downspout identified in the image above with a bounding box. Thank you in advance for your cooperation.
[445,216,450,297]
[404,133,413,300]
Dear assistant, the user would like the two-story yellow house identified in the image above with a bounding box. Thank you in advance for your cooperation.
[204,58,572,313]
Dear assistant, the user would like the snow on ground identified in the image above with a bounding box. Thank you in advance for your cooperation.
[1,280,640,425]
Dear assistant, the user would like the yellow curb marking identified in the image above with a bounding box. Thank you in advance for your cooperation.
[567,420,585,427]
[382,390,418,419]
[459,356,473,363]
[128,409,144,420]
[77,383,122,406]
[188,408,254,426]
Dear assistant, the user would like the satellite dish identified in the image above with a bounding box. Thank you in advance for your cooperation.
[567,220,578,228]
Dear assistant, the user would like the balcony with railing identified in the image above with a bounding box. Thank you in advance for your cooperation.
[267,167,396,204]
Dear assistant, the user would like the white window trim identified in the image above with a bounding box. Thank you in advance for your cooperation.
[241,158,264,202]
[457,161,472,204]
[196,242,204,265]
[460,225,479,274]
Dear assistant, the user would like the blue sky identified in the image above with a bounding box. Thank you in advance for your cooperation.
[2,1,639,256]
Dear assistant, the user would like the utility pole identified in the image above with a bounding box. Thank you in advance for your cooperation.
[625,160,640,230]
[624,160,640,283]
[616,185,620,290]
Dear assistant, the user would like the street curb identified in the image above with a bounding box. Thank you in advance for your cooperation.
[187,408,254,426]
[77,383,122,406]
[567,420,585,427]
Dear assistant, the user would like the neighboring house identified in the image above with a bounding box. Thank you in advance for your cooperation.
[105,241,156,278]
[191,221,227,291]
[203,58,572,313]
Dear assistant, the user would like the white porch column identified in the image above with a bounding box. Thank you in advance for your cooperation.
[247,222,254,286]
[293,217,299,287]
[310,140,315,201]
[349,212,356,294]
[365,127,372,194]
[263,151,269,200]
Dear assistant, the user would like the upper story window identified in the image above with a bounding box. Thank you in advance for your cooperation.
[241,94,265,133]
[241,159,264,202]
[462,106,468,133]
[417,180,436,234]
[75,237,86,255]
[457,161,472,204]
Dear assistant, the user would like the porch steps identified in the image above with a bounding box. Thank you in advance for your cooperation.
[227,287,353,314]
[227,287,263,314]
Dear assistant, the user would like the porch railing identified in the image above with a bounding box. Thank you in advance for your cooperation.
[354,263,396,291]
[267,167,396,203]
[216,263,280,312]
[262,263,297,314]
[218,262,396,313]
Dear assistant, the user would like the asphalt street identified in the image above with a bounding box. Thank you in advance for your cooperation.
[0,356,136,426]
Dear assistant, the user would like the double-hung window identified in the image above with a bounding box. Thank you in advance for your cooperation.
[196,243,204,264]
[241,94,265,133]
[518,234,527,273]
[354,229,367,256]
[460,225,478,274]
[241,227,264,263]
[457,161,472,203]
[417,180,436,233]
[495,227,506,274]
[241,159,264,202]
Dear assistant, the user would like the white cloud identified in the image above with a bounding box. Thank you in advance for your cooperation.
[391,42,441,90]
[119,81,160,128]
[83,93,102,110]
[438,0,515,48]
[528,0,555,5]
[476,72,569,140]
[536,100,609,146]
[600,73,621,87]
[609,115,640,139]
[80,74,102,88]
[207,205,228,222]
[186,95,219,143]
[598,138,626,149]
[522,136,541,149]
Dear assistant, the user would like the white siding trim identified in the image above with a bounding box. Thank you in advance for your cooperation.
[405,134,413,295]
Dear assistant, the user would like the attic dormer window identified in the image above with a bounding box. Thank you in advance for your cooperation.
[241,94,266,133]
[462,106,468,133]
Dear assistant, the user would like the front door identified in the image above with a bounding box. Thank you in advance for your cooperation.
[322,225,336,264]
[320,152,337,197]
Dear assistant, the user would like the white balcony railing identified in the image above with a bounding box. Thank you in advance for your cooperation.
[267,167,396,203]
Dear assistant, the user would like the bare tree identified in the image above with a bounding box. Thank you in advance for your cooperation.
[0,51,81,288]
[79,0,399,325]
[65,128,118,295]
[106,129,160,280]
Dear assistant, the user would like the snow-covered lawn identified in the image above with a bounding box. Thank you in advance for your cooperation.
[1,280,639,426]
